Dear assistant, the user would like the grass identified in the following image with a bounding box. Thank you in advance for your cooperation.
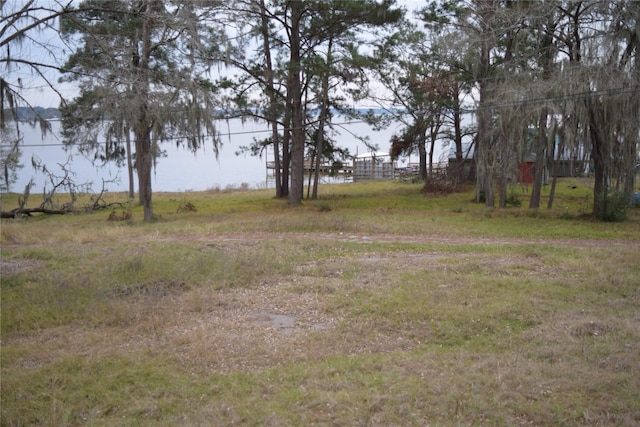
[2,179,640,425]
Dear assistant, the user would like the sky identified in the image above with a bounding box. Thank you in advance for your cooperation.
[6,0,426,109]
[4,0,78,108]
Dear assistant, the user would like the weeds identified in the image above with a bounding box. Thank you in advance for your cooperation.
[1,180,639,425]
[107,209,132,221]
[176,201,197,213]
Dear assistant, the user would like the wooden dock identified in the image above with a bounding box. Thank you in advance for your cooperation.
[266,160,354,176]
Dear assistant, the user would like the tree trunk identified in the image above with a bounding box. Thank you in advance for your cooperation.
[483,174,495,207]
[307,150,314,199]
[125,125,134,199]
[453,93,464,183]
[476,99,495,207]
[530,11,555,209]
[281,110,290,197]
[288,1,305,205]
[589,105,607,218]
[135,126,153,221]
[529,109,548,209]
[475,31,494,207]
[311,119,325,199]
[427,116,440,181]
[623,127,637,206]
[311,37,333,200]
[135,3,153,221]
[624,16,640,205]
[499,176,507,208]
[3,162,9,193]
[418,132,427,180]
[547,129,562,210]
[259,0,283,198]
[271,122,282,197]
[428,136,434,181]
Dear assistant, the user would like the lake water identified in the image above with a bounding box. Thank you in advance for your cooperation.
[7,117,450,194]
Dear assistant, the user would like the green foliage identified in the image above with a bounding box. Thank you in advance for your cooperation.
[595,191,629,222]
[559,210,574,220]
[505,193,521,207]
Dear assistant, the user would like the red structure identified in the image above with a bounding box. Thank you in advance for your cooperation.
[518,162,535,184]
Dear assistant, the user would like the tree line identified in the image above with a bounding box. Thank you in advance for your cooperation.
[1,0,638,221]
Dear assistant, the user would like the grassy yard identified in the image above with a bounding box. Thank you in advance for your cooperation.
[1,180,639,425]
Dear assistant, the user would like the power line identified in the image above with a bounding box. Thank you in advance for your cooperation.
[4,84,637,149]
[3,118,376,148]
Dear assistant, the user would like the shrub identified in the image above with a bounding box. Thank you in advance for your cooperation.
[505,194,521,207]
[594,191,628,222]
[318,203,332,212]
[177,201,197,213]
[559,211,574,220]
[423,178,458,195]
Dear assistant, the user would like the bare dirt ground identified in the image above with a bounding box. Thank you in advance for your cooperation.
[128,231,640,248]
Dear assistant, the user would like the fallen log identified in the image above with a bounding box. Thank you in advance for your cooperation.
[1,207,67,218]
[1,202,128,219]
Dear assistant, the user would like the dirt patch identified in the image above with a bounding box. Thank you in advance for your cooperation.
[251,312,298,335]
[5,276,342,374]
[119,231,640,250]
[0,259,43,276]
[112,280,190,299]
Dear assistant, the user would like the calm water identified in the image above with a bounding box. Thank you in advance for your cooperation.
[8,117,449,194]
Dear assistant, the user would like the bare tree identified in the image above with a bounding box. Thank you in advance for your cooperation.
[366,23,451,182]
[0,0,76,131]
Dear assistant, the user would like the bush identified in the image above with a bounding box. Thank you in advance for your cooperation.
[318,202,332,212]
[506,194,521,207]
[595,191,628,222]
[559,211,574,220]
[423,178,458,195]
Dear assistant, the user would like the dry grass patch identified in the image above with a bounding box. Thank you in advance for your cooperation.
[2,182,640,425]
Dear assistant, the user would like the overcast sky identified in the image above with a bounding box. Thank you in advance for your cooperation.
[8,0,425,108]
